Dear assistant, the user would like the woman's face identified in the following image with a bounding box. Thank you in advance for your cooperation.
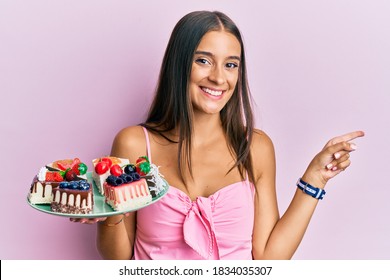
[189,30,241,115]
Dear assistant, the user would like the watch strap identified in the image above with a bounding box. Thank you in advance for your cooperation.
[296,178,326,200]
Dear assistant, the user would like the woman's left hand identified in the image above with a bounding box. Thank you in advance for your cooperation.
[302,130,365,189]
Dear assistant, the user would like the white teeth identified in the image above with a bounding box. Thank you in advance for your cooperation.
[202,87,223,96]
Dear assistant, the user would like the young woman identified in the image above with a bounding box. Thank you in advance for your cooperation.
[72,11,364,260]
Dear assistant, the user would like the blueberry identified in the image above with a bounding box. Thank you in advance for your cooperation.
[68,181,79,189]
[106,175,117,185]
[119,174,132,183]
[124,164,136,175]
[59,182,70,189]
[131,172,141,181]
[106,175,124,186]
[78,181,90,190]
[114,177,124,186]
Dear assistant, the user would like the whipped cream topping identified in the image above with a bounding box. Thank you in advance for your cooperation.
[38,167,47,182]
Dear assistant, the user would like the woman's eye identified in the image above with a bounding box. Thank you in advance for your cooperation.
[226,62,238,69]
[195,58,210,65]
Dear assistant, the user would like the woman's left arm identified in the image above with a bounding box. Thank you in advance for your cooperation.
[252,130,364,260]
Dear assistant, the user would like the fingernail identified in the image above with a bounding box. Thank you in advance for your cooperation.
[332,166,338,171]
[350,143,357,150]
[326,163,333,169]
[334,153,340,159]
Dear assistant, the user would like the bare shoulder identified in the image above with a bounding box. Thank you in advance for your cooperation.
[251,128,276,182]
[251,129,275,156]
[111,126,147,162]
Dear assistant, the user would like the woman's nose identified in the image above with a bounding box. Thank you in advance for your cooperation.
[208,65,225,85]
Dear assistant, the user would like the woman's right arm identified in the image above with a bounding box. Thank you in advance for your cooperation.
[96,126,146,259]
[96,213,136,259]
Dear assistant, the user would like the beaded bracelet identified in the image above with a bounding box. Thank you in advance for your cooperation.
[98,216,124,227]
[296,178,326,200]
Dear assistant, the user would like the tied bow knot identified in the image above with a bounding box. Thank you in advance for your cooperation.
[183,197,219,259]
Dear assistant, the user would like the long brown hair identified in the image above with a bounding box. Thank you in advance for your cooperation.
[141,11,255,183]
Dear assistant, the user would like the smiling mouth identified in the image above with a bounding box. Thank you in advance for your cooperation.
[200,87,224,96]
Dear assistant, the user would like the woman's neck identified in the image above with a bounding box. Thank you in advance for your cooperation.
[158,111,224,146]
[191,112,224,148]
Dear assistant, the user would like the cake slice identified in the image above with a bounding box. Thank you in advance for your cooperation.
[29,158,93,214]
[51,180,93,214]
[104,176,152,211]
[92,156,129,195]
[28,162,68,205]
[97,156,155,211]
[29,172,59,204]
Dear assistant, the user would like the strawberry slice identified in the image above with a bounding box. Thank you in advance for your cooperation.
[45,171,64,182]
[71,158,81,168]
[53,172,64,182]
[45,172,54,182]
[53,159,73,171]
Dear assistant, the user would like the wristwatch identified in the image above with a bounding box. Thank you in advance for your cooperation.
[296,178,326,200]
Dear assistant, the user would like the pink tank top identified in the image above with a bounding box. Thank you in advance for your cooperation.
[133,127,255,260]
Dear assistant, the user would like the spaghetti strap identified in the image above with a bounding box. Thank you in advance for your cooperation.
[245,170,255,192]
[245,171,250,183]
[141,126,152,163]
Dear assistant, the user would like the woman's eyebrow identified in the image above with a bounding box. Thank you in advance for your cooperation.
[194,50,241,61]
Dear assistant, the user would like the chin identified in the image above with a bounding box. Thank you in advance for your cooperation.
[194,107,224,115]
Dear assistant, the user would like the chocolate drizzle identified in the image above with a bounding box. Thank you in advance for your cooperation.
[51,187,93,214]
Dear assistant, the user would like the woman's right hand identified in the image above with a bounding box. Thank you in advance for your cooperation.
[69,214,127,225]
[69,217,107,224]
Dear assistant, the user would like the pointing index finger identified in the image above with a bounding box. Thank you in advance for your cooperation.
[331,130,365,144]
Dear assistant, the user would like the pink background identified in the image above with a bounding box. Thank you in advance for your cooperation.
[1,0,389,259]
